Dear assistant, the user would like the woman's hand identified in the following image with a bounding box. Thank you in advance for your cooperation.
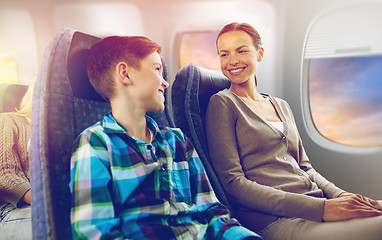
[323,192,382,222]
[339,192,382,210]
[22,189,31,205]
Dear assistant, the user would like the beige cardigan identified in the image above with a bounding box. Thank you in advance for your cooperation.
[0,112,31,209]
[206,89,344,232]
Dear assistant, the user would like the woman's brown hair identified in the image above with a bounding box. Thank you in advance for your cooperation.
[216,22,262,51]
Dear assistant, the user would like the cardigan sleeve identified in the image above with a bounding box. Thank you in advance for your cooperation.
[298,137,344,199]
[283,102,345,199]
[0,113,31,207]
[206,94,325,222]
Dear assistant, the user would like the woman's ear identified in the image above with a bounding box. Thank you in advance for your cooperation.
[257,47,264,62]
[116,62,131,85]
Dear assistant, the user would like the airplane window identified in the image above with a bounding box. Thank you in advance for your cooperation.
[303,4,382,149]
[0,57,19,84]
[0,8,38,85]
[308,55,382,147]
[178,30,220,71]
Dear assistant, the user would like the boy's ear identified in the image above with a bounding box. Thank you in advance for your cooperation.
[116,62,131,85]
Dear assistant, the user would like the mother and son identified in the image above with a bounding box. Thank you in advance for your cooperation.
[69,22,382,240]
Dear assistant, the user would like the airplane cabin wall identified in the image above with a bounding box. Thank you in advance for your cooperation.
[1,0,285,96]
[0,7,39,84]
[282,0,382,199]
[1,0,288,120]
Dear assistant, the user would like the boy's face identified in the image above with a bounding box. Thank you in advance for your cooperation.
[129,51,168,112]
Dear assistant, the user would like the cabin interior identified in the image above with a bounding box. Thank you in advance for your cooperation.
[1,1,382,237]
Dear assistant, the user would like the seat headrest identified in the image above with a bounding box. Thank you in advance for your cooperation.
[0,83,28,112]
[67,31,171,103]
[197,66,230,114]
[173,63,230,117]
[67,31,104,102]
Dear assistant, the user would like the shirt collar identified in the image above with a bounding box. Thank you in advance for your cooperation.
[101,112,161,139]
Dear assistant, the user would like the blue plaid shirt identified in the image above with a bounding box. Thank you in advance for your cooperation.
[70,113,261,240]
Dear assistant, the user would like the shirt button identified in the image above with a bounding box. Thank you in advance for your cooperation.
[147,145,152,150]
[281,136,286,140]
[283,156,287,161]
[161,164,167,171]
[168,217,176,225]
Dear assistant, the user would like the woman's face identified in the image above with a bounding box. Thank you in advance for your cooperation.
[217,30,263,85]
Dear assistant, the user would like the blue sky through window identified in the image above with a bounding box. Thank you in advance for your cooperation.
[309,55,382,147]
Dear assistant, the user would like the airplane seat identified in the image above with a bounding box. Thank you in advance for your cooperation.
[171,63,232,211]
[0,83,28,113]
[30,28,174,240]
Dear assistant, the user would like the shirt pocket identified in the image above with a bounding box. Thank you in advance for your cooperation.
[171,160,192,203]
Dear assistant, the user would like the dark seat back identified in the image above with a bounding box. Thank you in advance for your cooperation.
[171,64,231,210]
[30,28,174,240]
[0,83,28,112]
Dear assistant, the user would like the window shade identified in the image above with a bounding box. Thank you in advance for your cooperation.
[304,5,382,59]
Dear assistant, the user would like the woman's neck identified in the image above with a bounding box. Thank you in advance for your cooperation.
[229,79,262,101]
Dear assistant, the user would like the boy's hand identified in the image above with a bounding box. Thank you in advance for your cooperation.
[323,192,382,222]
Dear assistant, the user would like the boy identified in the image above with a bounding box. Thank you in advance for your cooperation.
[69,35,261,239]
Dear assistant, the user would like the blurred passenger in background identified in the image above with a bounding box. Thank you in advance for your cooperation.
[0,78,34,240]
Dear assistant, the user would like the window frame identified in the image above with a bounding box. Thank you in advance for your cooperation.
[301,3,382,153]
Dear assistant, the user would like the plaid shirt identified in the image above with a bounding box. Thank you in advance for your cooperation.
[70,113,260,240]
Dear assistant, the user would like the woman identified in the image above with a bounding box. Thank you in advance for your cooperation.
[0,79,34,239]
[206,22,382,240]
